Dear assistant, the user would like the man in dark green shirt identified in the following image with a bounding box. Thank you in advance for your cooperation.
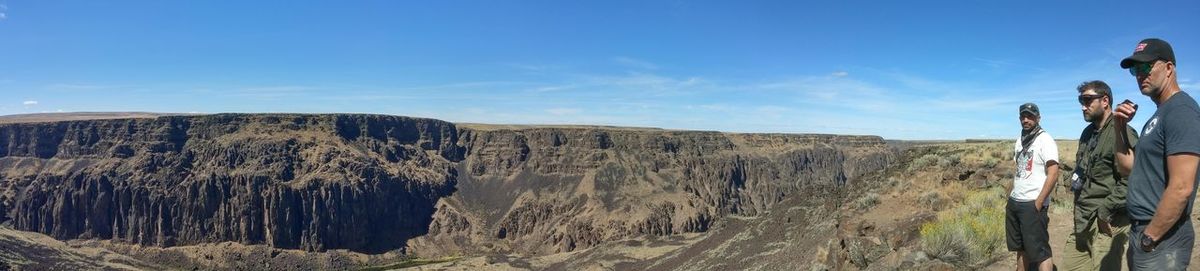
[1063,80,1138,271]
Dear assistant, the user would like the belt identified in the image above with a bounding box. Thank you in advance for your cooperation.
[1132,220,1151,226]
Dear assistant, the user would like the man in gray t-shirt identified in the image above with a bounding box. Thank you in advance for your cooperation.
[1114,38,1200,270]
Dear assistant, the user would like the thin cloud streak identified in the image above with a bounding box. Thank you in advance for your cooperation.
[614,56,659,70]
[44,83,121,90]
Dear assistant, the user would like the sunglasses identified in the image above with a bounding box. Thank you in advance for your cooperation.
[1078,94,1105,105]
[1128,62,1153,76]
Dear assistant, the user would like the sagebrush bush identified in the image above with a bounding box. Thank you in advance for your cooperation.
[982,157,999,168]
[919,187,1006,267]
[921,223,975,263]
[885,177,903,190]
[909,154,940,170]
[855,192,881,211]
[919,191,944,209]
[939,154,961,167]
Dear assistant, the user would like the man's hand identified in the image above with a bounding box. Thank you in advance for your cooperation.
[1034,199,1043,212]
[1114,100,1138,126]
[1098,219,1113,236]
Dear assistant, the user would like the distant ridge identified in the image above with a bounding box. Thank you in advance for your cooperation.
[0,112,193,124]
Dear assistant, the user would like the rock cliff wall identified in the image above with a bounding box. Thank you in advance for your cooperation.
[0,114,462,253]
[408,128,894,255]
[0,114,893,255]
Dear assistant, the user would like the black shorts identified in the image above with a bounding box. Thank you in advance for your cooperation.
[1006,197,1052,263]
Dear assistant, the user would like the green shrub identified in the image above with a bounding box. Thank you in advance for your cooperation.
[885,177,903,189]
[909,154,940,170]
[940,154,961,167]
[919,191,944,209]
[920,223,975,263]
[919,187,1006,267]
[855,193,881,211]
[982,157,999,168]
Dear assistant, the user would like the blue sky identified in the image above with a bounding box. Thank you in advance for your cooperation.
[1,1,1198,140]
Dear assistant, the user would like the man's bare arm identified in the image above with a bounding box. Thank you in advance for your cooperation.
[1035,161,1060,211]
[1115,126,1135,176]
[1144,153,1200,241]
[1113,101,1138,176]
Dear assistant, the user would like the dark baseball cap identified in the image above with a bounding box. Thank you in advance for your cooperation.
[1120,38,1176,68]
[1019,103,1039,116]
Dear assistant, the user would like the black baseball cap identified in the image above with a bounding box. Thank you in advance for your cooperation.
[1120,38,1176,68]
[1020,103,1039,116]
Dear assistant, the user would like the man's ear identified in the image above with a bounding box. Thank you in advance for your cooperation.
[1166,61,1176,79]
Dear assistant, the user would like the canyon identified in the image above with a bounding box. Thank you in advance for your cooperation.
[0,113,900,270]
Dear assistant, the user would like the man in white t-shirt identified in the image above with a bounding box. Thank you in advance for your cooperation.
[1007,102,1061,271]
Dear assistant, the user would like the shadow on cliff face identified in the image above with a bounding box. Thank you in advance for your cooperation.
[0,114,464,254]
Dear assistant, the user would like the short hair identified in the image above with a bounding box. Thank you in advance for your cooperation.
[1077,80,1112,101]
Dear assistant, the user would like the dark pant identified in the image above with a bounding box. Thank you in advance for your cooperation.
[1007,197,1052,264]
[1127,218,1193,270]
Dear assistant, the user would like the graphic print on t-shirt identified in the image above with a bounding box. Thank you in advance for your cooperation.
[1143,117,1158,137]
[1016,149,1034,179]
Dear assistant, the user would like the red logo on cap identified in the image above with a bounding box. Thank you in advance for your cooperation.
[1135,43,1148,52]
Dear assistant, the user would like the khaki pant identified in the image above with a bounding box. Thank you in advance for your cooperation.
[1063,216,1130,271]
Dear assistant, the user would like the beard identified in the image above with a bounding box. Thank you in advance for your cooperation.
[1084,108,1103,122]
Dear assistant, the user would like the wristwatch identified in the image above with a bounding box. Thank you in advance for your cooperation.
[1140,234,1158,252]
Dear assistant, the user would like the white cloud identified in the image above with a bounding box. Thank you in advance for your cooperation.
[753,105,792,120]
[45,83,118,90]
[228,85,321,100]
[546,108,582,115]
[575,72,710,97]
[973,57,1048,73]
[1180,78,1198,90]
[529,84,577,93]
[22,100,37,106]
[240,86,317,92]
[831,71,849,77]
[507,63,562,73]
[697,104,732,112]
[756,75,890,109]
[614,56,659,70]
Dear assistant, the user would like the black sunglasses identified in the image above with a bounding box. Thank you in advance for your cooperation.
[1078,94,1105,105]
[1128,62,1153,76]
